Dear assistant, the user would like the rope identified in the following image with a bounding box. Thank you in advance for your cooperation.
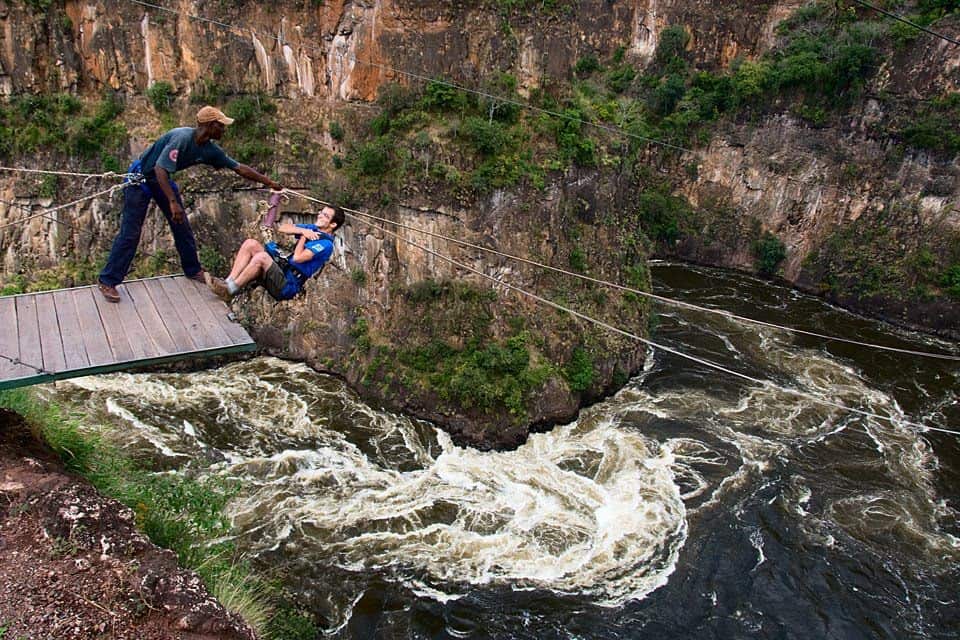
[850,0,960,47]
[280,191,960,362]
[0,169,184,270]
[284,188,960,438]
[126,0,691,153]
[0,184,128,233]
[0,167,136,181]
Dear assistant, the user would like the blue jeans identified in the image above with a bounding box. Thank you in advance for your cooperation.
[98,176,201,286]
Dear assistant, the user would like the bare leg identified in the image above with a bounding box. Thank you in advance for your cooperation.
[228,239,265,281]
[233,252,274,288]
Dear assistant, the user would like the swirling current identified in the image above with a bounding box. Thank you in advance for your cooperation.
[41,263,960,639]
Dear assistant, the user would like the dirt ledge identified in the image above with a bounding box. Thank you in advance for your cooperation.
[0,409,257,640]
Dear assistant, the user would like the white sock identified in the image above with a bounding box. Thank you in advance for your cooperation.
[226,278,239,294]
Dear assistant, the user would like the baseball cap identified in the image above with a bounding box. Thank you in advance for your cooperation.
[196,105,235,125]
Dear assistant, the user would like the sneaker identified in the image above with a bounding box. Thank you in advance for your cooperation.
[207,276,233,302]
[186,270,208,283]
[97,281,120,303]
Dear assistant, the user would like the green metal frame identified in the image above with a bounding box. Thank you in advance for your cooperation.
[0,342,257,391]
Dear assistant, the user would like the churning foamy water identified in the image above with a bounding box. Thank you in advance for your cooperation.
[42,263,960,637]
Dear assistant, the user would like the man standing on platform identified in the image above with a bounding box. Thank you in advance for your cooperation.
[97,105,282,303]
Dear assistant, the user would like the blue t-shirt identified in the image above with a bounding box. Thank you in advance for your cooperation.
[139,127,239,175]
[287,224,334,279]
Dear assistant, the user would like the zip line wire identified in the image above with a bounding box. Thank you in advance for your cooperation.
[850,0,960,46]
[0,167,137,181]
[0,168,955,435]
[0,169,189,273]
[0,183,129,233]
[126,0,691,153]
[2,166,955,362]
[3,165,955,361]
[279,189,960,362]
[355,205,960,361]
[284,188,960,438]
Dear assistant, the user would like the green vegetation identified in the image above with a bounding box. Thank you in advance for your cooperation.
[335,3,904,205]
[199,245,229,276]
[354,138,391,176]
[0,93,127,167]
[898,92,960,153]
[754,232,787,277]
[491,0,574,17]
[350,267,368,287]
[38,174,57,199]
[0,255,107,294]
[888,0,960,47]
[397,332,553,417]
[634,186,693,245]
[942,264,960,298]
[568,246,587,272]
[224,93,278,163]
[358,280,560,420]
[810,203,960,302]
[329,120,345,141]
[0,389,319,639]
[563,346,594,393]
[146,81,175,113]
[23,0,53,11]
[0,274,27,296]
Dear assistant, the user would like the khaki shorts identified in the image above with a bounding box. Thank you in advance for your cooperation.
[261,261,293,299]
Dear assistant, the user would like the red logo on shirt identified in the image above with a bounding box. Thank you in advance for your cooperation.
[169,149,179,162]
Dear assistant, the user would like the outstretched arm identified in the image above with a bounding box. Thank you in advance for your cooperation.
[233,163,282,191]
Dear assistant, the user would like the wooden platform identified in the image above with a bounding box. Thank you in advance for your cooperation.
[0,275,257,391]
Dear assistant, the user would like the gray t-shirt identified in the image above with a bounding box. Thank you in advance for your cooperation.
[139,127,239,175]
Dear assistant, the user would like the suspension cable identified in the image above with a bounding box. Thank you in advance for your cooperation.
[283,189,960,438]
[0,184,129,233]
[280,190,960,362]
[126,0,691,153]
[0,169,183,269]
[0,167,137,181]
[850,0,960,47]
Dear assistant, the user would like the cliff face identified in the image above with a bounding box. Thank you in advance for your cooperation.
[1,0,958,444]
[1,1,801,98]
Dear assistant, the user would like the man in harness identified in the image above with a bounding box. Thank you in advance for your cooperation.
[207,205,344,301]
[96,105,282,303]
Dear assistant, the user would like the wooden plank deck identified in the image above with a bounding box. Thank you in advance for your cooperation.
[0,275,257,391]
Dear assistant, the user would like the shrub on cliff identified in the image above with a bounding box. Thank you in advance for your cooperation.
[224,93,277,163]
[900,93,960,153]
[942,265,960,299]
[655,25,691,74]
[462,116,512,156]
[147,81,175,112]
[635,189,690,245]
[754,232,787,278]
[563,347,595,393]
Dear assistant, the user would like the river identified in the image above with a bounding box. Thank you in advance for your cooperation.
[42,263,960,639]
